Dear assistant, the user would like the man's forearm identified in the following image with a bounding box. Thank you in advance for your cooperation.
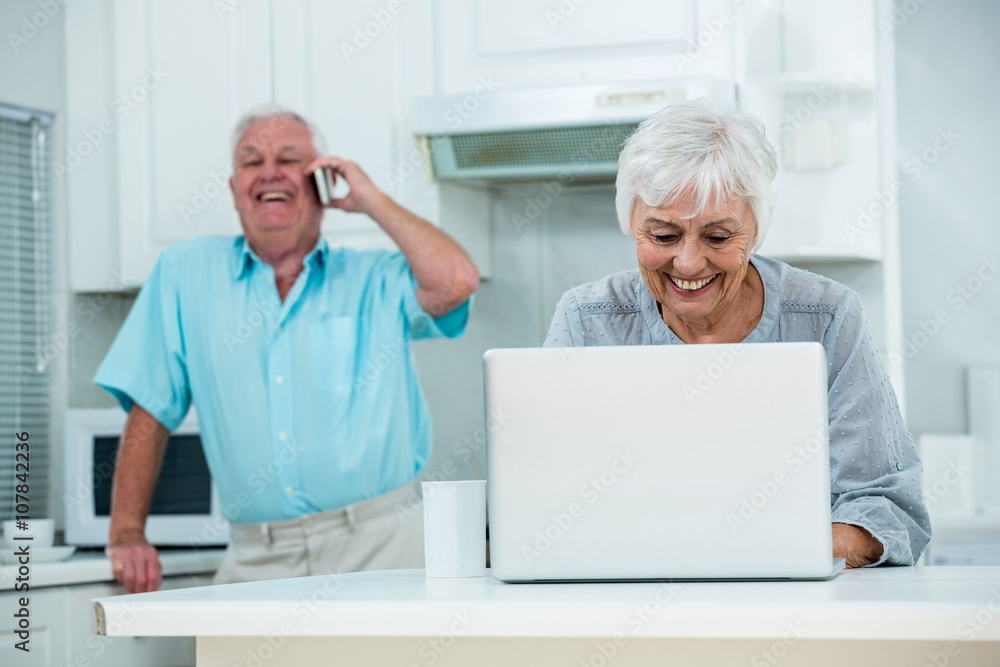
[367,193,479,316]
[109,404,170,542]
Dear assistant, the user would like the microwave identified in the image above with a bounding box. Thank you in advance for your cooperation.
[63,408,228,547]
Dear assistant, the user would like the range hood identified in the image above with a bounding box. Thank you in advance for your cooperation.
[413,77,736,183]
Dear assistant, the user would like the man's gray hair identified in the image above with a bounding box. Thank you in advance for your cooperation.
[230,104,328,160]
[615,97,777,251]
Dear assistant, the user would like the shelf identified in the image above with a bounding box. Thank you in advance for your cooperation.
[748,72,875,96]
[929,512,1000,537]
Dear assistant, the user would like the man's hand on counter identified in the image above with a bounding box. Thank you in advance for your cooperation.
[106,528,163,593]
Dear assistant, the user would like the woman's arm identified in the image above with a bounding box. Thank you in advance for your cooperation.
[823,291,932,566]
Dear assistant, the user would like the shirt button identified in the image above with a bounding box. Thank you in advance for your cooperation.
[284,486,293,495]
[896,461,904,471]
[275,375,284,385]
[278,432,287,441]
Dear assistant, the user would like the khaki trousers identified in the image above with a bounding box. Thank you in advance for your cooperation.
[214,481,424,584]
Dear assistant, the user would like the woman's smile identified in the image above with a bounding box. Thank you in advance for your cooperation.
[667,273,719,293]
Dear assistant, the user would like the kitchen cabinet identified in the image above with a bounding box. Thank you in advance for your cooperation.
[65,0,437,291]
[0,550,221,666]
[64,0,267,291]
[0,583,62,667]
[426,0,905,393]
[0,573,212,667]
[434,0,714,92]
[735,0,907,398]
[269,0,438,252]
[744,0,882,263]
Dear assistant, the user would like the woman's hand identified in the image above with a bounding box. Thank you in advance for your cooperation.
[833,523,884,568]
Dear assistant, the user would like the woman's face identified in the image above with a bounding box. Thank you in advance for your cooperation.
[631,194,758,329]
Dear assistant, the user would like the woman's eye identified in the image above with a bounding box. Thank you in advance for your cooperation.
[651,234,677,244]
[707,235,729,244]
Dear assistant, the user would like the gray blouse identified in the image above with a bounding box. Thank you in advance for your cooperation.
[544,254,931,566]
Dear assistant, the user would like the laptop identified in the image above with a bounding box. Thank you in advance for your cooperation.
[484,342,844,582]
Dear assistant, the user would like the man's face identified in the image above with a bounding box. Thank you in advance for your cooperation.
[229,116,323,253]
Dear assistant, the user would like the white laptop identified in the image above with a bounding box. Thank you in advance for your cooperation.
[485,343,844,582]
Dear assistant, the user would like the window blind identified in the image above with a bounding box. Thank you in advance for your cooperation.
[0,104,52,521]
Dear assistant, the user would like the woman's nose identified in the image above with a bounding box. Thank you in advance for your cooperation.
[673,238,706,275]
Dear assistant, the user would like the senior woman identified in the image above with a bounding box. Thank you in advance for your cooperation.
[544,98,930,568]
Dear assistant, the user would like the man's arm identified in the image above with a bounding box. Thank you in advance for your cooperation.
[306,157,479,317]
[106,404,169,593]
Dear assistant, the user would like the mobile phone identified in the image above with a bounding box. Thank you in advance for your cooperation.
[312,167,337,205]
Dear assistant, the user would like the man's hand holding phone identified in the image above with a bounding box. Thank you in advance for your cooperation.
[312,166,337,206]
[306,157,386,216]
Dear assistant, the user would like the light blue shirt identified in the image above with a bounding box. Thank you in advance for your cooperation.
[544,254,931,566]
[95,235,469,523]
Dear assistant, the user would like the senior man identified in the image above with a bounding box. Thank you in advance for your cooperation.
[95,107,478,593]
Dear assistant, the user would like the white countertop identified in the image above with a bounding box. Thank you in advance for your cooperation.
[0,548,224,591]
[94,566,1000,642]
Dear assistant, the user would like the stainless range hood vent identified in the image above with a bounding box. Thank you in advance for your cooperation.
[413,78,735,183]
[431,124,639,180]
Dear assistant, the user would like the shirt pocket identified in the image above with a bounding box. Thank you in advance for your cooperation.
[309,316,358,394]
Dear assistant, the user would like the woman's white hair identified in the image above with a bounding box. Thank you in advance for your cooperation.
[229,103,328,160]
[615,97,777,252]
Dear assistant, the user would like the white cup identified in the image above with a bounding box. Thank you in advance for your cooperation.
[2,518,55,548]
[422,480,487,578]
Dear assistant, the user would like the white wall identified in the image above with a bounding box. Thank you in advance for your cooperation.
[896,0,1000,435]
[0,0,69,522]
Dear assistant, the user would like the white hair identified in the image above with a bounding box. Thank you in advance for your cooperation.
[229,104,328,160]
[615,97,777,252]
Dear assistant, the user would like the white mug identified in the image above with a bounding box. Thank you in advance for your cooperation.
[422,480,487,578]
[2,518,55,548]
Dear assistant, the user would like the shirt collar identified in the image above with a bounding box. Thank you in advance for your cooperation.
[638,254,777,344]
[231,235,330,280]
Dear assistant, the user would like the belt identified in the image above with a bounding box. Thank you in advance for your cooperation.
[228,480,420,546]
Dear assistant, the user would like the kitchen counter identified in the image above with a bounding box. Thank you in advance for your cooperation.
[93,566,1000,666]
[0,547,224,590]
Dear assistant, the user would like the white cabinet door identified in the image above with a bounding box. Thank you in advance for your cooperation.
[0,586,65,666]
[68,0,274,290]
[64,575,212,667]
[0,574,212,667]
[271,0,437,251]
[435,0,705,92]
[65,0,125,293]
[67,0,438,290]
[112,0,273,287]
